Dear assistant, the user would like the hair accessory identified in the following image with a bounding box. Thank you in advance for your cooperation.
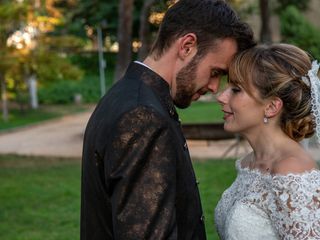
[306,60,320,143]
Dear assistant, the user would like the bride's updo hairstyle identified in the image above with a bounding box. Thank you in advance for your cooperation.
[228,43,316,141]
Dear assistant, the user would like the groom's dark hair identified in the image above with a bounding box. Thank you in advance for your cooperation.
[150,0,256,60]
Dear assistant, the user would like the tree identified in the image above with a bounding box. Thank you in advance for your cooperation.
[280,5,320,60]
[0,1,27,120]
[11,0,83,109]
[259,0,272,43]
[69,0,172,81]
[1,0,84,115]
[0,74,8,121]
[259,0,313,44]
[113,0,134,82]
[137,0,171,61]
[137,0,157,60]
[69,0,118,47]
[275,0,311,13]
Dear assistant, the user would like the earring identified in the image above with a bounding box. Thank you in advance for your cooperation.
[263,116,268,124]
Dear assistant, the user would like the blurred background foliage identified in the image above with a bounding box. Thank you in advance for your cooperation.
[280,5,320,60]
[0,0,320,121]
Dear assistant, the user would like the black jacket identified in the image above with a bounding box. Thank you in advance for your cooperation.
[81,62,206,240]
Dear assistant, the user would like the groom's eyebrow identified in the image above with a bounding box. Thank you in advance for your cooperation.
[219,69,228,76]
[212,68,228,76]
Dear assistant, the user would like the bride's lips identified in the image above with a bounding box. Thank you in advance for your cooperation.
[222,110,233,120]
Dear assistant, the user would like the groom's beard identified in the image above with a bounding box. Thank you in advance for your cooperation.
[174,57,199,109]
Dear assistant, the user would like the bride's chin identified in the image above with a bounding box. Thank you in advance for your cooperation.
[223,124,237,133]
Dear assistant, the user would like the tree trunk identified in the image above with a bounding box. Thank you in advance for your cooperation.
[97,26,106,97]
[138,0,157,61]
[91,35,98,51]
[35,0,41,8]
[114,0,134,82]
[0,74,8,122]
[28,74,39,109]
[259,0,272,44]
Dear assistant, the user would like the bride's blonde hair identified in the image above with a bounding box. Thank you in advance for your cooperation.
[229,43,316,141]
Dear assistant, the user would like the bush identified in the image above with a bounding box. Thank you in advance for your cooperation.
[38,72,114,104]
[38,51,118,104]
[276,0,311,13]
[38,81,80,104]
[280,6,320,60]
[69,52,117,74]
[77,75,102,103]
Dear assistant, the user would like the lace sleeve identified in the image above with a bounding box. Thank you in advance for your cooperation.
[267,171,320,239]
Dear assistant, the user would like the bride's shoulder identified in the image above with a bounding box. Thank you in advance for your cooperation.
[272,153,318,176]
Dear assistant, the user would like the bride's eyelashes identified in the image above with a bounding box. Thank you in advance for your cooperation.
[228,83,241,94]
[231,87,241,94]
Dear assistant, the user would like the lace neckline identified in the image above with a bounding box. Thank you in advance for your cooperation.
[236,158,320,179]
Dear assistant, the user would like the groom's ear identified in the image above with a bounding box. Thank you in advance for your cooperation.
[177,33,197,60]
[265,97,283,118]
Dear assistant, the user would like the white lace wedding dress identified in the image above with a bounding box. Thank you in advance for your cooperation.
[214,158,320,240]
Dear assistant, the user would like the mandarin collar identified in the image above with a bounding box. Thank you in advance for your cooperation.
[125,62,178,120]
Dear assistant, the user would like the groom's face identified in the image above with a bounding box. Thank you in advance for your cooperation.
[173,38,238,109]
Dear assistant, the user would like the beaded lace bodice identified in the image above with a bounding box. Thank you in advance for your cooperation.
[215,159,320,240]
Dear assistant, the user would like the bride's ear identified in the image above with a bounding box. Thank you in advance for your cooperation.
[265,97,283,118]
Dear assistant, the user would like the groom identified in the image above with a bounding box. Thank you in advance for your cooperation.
[81,0,255,239]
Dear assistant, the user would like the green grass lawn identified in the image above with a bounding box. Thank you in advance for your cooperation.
[0,155,81,240]
[193,159,237,239]
[0,155,236,240]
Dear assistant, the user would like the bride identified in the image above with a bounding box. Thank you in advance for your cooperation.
[214,43,320,239]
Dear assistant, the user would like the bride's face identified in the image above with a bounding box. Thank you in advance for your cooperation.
[216,83,266,135]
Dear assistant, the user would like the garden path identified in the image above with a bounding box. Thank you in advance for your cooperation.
[0,109,319,161]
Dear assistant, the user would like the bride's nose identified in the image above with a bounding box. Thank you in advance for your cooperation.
[216,89,228,105]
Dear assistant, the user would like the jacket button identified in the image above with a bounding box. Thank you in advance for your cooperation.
[94,151,99,166]
[183,142,188,150]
